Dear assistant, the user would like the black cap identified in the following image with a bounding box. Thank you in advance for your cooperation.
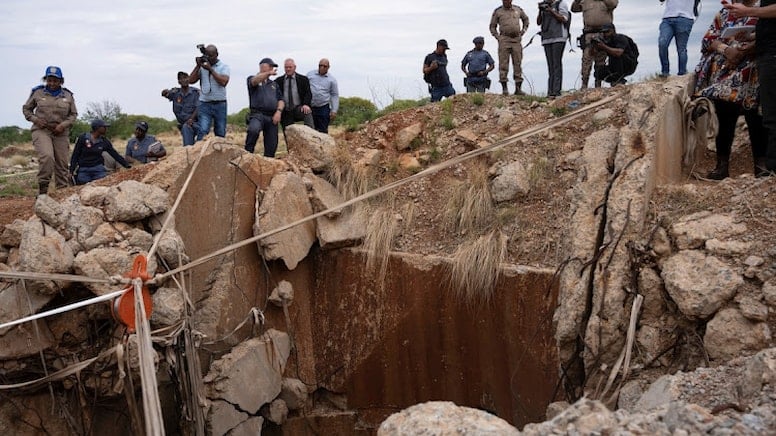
[437,39,449,49]
[135,121,149,132]
[260,57,278,67]
[177,71,189,79]
[473,36,485,44]
[91,119,110,130]
[600,23,615,32]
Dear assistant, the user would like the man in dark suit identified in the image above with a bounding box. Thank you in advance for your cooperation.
[274,58,314,130]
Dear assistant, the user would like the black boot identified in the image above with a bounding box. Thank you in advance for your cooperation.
[500,81,508,96]
[707,156,729,180]
[38,182,49,195]
[514,82,525,95]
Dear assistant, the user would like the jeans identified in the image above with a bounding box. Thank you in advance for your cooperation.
[311,104,331,133]
[76,165,106,185]
[245,113,279,157]
[196,100,227,141]
[759,53,776,171]
[430,84,456,102]
[179,122,198,146]
[544,42,565,96]
[658,17,694,76]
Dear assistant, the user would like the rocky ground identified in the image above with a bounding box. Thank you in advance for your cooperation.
[1,77,775,434]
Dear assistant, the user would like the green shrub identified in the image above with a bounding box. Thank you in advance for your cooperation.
[228,107,250,127]
[377,99,424,117]
[469,93,485,106]
[0,126,31,149]
[334,97,378,129]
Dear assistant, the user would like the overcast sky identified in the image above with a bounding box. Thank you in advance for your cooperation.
[1,0,719,128]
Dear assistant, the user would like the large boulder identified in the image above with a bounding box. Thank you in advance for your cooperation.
[669,212,747,250]
[81,181,170,222]
[661,250,742,319]
[284,124,337,172]
[704,307,771,361]
[204,330,291,414]
[255,172,316,270]
[378,401,519,436]
[17,217,74,296]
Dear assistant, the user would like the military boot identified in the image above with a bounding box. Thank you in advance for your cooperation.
[707,156,729,180]
[514,82,525,96]
[500,81,508,96]
[754,157,768,177]
[38,182,49,196]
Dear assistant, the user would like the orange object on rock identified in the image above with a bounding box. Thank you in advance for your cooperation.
[111,255,153,333]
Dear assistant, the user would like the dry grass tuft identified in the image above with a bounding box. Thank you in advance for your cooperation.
[444,166,495,232]
[326,146,374,200]
[9,155,30,167]
[363,205,400,286]
[448,230,508,305]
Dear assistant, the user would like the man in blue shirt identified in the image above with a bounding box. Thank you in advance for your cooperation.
[307,58,339,133]
[188,44,230,141]
[162,71,200,146]
[125,121,166,164]
[245,58,285,157]
[461,36,495,93]
[423,39,456,102]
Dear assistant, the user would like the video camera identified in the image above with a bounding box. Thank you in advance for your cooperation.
[591,35,606,45]
[538,0,553,11]
[196,44,209,65]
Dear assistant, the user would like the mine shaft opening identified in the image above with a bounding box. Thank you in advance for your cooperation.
[266,248,562,432]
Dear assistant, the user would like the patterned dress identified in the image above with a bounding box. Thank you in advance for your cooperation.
[692,5,760,109]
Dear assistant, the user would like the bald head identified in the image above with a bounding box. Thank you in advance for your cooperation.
[318,58,330,75]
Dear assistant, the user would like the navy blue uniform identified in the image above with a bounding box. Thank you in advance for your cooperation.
[245,77,284,157]
[70,133,130,184]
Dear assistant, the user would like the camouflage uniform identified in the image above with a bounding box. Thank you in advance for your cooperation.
[490,3,530,93]
[22,84,78,192]
[570,0,618,88]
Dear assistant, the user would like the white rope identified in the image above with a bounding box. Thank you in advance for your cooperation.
[133,278,165,435]
[0,270,122,284]
[0,287,128,331]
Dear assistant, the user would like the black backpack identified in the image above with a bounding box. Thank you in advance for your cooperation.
[623,35,639,64]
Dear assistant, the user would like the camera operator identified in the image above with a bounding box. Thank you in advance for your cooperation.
[571,0,619,89]
[188,44,230,141]
[537,0,571,98]
[591,23,637,86]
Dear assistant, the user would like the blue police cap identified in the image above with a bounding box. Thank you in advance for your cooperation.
[44,66,63,79]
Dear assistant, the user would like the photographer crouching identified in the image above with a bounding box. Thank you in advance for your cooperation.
[537,0,571,98]
[591,23,639,86]
[188,44,230,141]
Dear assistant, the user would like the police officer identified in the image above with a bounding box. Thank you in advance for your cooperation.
[125,121,166,164]
[161,71,200,146]
[22,66,78,195]
[490,0,531,95]
[245,58,285,157]
[70,120,131,185]
[461,36,496,93]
